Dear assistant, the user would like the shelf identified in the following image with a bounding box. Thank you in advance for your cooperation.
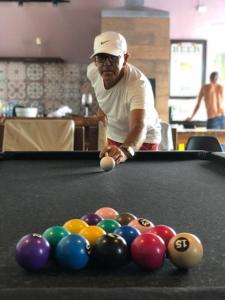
[0,57,65,63]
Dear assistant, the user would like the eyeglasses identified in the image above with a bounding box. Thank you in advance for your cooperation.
[95,54,121,64]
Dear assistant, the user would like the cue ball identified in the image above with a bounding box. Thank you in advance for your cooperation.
[168,232,203,269]
[100,156,115,171]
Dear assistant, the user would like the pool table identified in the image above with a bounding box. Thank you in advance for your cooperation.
[0,151,225,300]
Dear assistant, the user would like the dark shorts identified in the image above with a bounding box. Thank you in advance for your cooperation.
[207,115,225,129]
[107,138,159,151]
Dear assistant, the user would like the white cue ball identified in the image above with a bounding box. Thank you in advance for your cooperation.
[100,156,115,171]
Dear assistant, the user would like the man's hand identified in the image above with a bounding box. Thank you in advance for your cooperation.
[185,117,192,122]
[99,145,128,165]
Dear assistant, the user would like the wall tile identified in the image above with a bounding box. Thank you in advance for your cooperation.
[7,63,26,81]
[26,64,44,81]
[0,61,97,117]
[8,81,26,100]
[26,82,44,100]
[0,63,7,81]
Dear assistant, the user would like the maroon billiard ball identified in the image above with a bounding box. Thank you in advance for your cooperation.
[131,233,166,270]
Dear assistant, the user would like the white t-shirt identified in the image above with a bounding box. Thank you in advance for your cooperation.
[87,62,161,144]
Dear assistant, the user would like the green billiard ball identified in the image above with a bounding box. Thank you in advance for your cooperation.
[97,219,121,233]
[42,226,70,251]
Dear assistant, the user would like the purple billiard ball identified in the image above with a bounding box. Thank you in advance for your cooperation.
[81,213,103,225]
[16,233,50,271]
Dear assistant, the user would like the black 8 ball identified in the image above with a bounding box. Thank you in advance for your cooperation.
[92,233,130,268]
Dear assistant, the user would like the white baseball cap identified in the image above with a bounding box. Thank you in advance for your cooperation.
[90,31,127,58]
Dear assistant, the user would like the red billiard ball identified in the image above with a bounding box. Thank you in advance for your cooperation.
[147,224,176,247]
[131,233,166,270]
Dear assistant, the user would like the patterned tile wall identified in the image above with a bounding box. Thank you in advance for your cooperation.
[0,62,98,117]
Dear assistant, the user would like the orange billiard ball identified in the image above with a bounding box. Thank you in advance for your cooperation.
[79,226,106,246]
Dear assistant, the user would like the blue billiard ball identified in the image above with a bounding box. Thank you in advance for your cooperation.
[55,234,90,270]
[114,225,141,247]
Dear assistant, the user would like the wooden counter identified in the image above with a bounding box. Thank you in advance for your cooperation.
[0,116,99,126]
[175,129,225,149]
[0,116,100,151]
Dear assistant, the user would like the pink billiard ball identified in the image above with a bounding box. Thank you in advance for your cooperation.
[95,207,119,220]
[147,224,176,247]
[129,218,154,233]
[131,233,166,270]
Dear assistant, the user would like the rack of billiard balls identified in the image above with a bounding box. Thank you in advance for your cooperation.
[15,207,203,271]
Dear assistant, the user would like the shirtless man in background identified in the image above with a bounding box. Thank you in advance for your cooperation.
[187,72,225,129]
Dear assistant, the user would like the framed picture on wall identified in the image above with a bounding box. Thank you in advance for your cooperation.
[170,39,207,99]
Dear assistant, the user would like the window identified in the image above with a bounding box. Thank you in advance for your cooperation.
[170,40,207,98]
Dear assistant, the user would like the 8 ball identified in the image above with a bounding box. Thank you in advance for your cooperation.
[92,233,129,268]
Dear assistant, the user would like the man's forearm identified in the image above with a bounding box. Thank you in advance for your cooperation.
[123,124,147,150]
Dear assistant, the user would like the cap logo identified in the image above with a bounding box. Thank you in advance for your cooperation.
[100,40,110,45]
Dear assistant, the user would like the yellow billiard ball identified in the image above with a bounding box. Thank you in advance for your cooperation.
[63,219,89,234]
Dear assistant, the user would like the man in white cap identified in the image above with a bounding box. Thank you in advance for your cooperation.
[87,31,161,164]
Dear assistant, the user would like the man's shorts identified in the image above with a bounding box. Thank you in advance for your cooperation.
[207,115,225,129]
[107,138,159,151]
